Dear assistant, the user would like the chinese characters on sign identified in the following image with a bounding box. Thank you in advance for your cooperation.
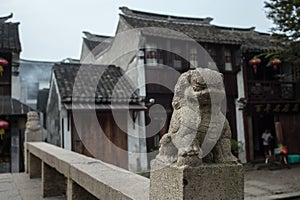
[251,103,299,113]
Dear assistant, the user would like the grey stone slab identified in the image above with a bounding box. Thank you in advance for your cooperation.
[244,185,270,196]
[70,161,150,200]
[246,180,269,187]
[150,163,244,200]
[12,173,66,200]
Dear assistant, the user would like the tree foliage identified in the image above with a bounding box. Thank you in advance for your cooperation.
[265,0,300,63]
[265,0,300,41]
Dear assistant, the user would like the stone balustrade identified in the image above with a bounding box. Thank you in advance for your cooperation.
[26,142,149,200]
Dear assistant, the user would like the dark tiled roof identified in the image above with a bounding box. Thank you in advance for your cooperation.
[0,13,21,52]
[82,31,113,56]
[119,7,280,52]
[0,96,33,115]
[53,63,141,103]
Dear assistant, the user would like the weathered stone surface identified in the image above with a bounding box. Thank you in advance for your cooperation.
[25,111,45,142]
[24,111,45,173]
[150,163,244,200]
[42,162,66,198]
[153,68,237,168]
[26,142,149,200]
[28,154,41,179]
[150,68,243,200]
[67,179,98,200]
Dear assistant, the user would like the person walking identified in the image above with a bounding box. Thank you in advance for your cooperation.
[262,129,273,164]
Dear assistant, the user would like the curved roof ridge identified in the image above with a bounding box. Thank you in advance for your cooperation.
[120,13,212,27]
[120,6,213,25]
[0,13,13,23]
[82,31,113,41]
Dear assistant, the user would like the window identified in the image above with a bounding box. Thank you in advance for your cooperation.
[173,47,182,69]
[157,49,164,64]
[225,49,232,71]
[293,65,300,81]
[146,44,157,66]
[208,47,217,68]
[190,48,198,69]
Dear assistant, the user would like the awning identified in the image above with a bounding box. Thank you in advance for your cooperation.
[64,103,147,111]
[0,96,33,115]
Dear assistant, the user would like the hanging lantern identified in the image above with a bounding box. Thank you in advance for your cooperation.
[249,58,261,74]
[0,58,8,77]
[0,58,8,67]
[0,129,5,140]
[0,120,9,129]
[0,120,8,140]
[270,58,281,70]
[0,66,3,76]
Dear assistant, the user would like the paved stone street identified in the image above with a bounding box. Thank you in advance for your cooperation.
[0,164,300,200]
[245,163,300,199]
[0,173,65,200]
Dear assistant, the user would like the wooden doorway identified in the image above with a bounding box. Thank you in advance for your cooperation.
[252,114,275,159]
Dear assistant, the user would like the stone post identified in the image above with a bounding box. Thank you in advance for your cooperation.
[28,153,41,179]
[149,68,244,200]
[24,111,44,173]
[11,118,20,173]
[67,179,98,200]
[150,163,243,200]
[42,162,66,197]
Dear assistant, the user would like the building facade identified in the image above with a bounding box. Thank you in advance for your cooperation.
[0,14,33,173]
[81,7,300,164]
[46,63,147,172]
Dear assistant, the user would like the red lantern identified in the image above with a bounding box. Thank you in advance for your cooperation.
[0,120,9,129]
[249,58,261,74]
[270,58,281,70]
[0,58,8,67]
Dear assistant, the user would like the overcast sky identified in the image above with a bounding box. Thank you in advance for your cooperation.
[1,0,273,62]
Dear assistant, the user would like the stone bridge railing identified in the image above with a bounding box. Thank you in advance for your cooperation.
[26,142,149,200]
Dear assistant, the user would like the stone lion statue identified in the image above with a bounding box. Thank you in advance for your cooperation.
[24,111,45,172]
[25,111,45,142]
[153,68,237,167]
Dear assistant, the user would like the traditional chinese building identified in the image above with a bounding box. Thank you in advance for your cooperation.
[241,46,300,161]
[46,63,147,171]
[0,13,33,173]
[81,7,300,164]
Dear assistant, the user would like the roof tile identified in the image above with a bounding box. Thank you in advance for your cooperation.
[0,14,21,52]
[119,7,280,52]
[53,63,141,103]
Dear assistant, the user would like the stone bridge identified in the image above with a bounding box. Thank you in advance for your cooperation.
[23,141,243,200]
[26,142,149,200]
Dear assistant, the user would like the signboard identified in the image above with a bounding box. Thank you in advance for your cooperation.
[247,103,300,114]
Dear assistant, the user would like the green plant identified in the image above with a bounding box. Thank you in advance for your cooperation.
[231,139,244,156]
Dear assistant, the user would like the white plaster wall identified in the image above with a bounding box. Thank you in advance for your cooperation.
[236,66,247,163]
[61,108,71,150]
[128,111,148,173]
[11,75,20,100]
[95,29,141,80]
[137,50,146,97]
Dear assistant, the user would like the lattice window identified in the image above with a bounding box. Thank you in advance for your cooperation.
[190,48,198,69]
[294,65,300,81]
[225,49,232,71]
[146,43,157,66]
